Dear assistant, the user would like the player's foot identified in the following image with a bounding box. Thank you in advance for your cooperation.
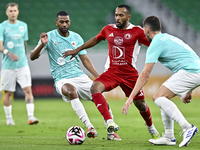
[149,136,176,146]
[107,123,120,133]
[179,125,198,147]
[87,127,98,138]
[107,133,121,141]
[28,116,39,125]
[6,118,15,125]
[146,124,160,139]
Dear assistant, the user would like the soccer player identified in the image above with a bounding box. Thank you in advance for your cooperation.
[0,3,39,125]
[62,4,160,139]
[30,11,120,140]
[122,16,199,147]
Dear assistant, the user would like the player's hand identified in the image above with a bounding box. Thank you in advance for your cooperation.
[7,52,19,61]
[122,98,133,115]
[62,49,79,60]
[40,32,48,45]
[182,92,192,104]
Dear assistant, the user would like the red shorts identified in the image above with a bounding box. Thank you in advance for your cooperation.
[95,68,145,100]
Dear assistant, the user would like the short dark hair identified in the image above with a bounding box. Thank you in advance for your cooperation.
[6,3,18,9]
[143,16,161,32]
[117,4,131,15]
[56,11,69,19]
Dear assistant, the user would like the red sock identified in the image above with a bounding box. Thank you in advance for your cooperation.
[92,93,112,121]
[139,105,153,126]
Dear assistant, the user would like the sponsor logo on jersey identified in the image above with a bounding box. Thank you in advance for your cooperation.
[7,41,14,49]
[114,36,123,45]
[108,33,114,37]
[57,57,65,65]
[112,46,125,59]
[55,42,62,45]
[124,33,132,39]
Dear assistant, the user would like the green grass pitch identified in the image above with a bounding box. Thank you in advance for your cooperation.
[0,97,199,150]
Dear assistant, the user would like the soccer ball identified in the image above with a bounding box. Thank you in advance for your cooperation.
[66,126,86,145]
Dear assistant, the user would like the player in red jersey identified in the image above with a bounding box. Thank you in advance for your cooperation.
[62,4,160,140]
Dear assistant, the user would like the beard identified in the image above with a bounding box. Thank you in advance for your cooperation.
[58,26,69,34]
[146,35,152,42]
[116,20,127,29]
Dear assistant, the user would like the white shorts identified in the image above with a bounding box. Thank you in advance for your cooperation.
[0,66,32,92]
[55,74,93,102]
[163,70,200,99]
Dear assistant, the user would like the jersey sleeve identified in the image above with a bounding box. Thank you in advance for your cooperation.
[137,26,150,47]
[96,26,107,41]
[76,34,87,55]
[0,23,4,41]
[145,41,162,64]
[24,23,28,41]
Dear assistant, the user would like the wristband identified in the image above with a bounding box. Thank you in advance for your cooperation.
[3,49,9,55]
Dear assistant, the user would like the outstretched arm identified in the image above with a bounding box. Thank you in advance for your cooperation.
[79,54,99,78]
[30,32,48,60]
[122,63,154,115]
[62,36,101,59]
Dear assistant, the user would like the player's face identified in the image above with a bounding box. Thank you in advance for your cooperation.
[115,7,130,29]
[6,6,19,22]
[56,15,71,34]
[144,27,152,42]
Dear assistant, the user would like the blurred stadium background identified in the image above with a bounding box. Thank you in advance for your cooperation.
[1,0,200,99]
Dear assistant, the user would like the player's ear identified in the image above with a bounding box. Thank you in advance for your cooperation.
[55,21,57,26]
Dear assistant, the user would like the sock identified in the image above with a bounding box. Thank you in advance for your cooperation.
[103,102,114,127]
[26,103,34,118]
[161,109,175,140]
[154,97,191,130]
[4,105,12,119]
[139,104,152,126]
[92,93,112,121]
[71,98,93,129]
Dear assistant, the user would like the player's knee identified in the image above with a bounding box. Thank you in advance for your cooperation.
[65,89,78,99]
[134,100,146,111]
[90,81,104,94]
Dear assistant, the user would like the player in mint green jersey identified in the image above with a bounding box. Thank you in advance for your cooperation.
[30,11,120,140]
[122,16,199,147]
[0,3,39,125]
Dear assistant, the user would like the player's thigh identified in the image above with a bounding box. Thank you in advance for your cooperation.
[16,66,32,89]
[94,71,118,92]
[156,70,200,100]
[153,85,176,101]
[0,69,17,92]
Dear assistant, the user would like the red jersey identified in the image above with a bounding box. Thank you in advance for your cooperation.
[96,23,150,73]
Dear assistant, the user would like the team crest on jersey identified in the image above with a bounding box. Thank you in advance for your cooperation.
[19,26,24,32]
[71,41,76,47]
[124,33,132,39]
[114,36,123,45]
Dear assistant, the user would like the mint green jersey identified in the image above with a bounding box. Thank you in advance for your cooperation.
[41,29,87,83]
[0,20,28,69]
[145,33,200,73]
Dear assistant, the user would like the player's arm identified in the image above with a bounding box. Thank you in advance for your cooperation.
[122,63,154,115]
[0,41,19,61]
[62,36,101,59]
[30,32,48,60]
[79,54,99,78]
[24,41,28,54]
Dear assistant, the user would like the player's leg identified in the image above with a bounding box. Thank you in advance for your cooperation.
[151,71,200,146]
[55,77,97,138]
[17,66,39,125]
[91,73,120,133]
[121,80,160,139]
[1,69,16,125]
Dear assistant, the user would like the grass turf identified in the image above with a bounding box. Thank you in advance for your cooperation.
[0,98,199,150]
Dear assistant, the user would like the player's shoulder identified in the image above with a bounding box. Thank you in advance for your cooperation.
[69,30,83,39]
[128,23,144,31]
[0,20,8,26]
[17,20,28,26]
